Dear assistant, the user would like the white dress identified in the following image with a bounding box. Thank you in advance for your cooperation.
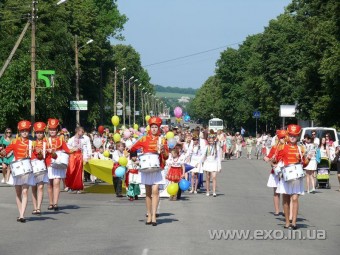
[48,166,66,179]
[304,143,317,171]
[127,160,141,184]
[267,173,280,188]
[7,158,35,186]
[188,145,204,173]
[202,145,221,172]
[276,178,304,195]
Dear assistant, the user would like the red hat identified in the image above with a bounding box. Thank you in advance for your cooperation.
[148,116,162,127]
[17,120,31,131]
[33,122,46,132]
[287,124,301,136]
[47,118,59,129]
[276,130,287,139]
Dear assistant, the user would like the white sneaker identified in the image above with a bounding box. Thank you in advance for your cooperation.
[1,178,5,183]
[206,192,210,196]
[189,190,193,194]
[213,193,217,197]
[194,191,198,194]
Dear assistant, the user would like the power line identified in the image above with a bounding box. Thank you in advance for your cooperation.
[143,42,241,68]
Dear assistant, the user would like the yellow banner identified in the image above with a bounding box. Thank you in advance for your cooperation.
[84,159,113,184]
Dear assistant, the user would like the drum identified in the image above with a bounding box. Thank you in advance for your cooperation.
[274,161,284,175]
[138,153,161,173]
[282,164,305,182]
[9,158,33,177]
[51,151,69,169]
[31,159,47,175]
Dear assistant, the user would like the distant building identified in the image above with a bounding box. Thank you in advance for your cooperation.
[178,96,190,103]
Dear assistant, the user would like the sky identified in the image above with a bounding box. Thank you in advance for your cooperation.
[114,0,292,89]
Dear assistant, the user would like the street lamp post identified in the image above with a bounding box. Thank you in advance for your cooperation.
[75,36,93,126]
[141,88,144,126]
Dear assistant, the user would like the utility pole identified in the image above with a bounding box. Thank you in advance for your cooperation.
[30,0,37,124]
[128,78,131,127]
[141,89,144,126]
[75,35,80,126]
[113,68,117,132]
[133,82,136,125]
[123,76,126,126]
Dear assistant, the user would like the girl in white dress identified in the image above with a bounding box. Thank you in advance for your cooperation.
[202,134,221,197]
[187,134,204,194]
[303,135,317,193]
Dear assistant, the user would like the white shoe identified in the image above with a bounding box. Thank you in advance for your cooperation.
[194,191,197,194]
[213,193,217,197]
[189,190,193,194]
[206,192,210,196]
[1,178,5,183]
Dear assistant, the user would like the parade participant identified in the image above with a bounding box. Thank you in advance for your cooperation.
[264,130,286,216]
[187,134,204,194]
[66,126,91,194]
[202,133,221,197]
[166,145,185,201]
[126,151,141,201]
[225,132,233,160]
[0,128,14,183]
[276,124,308,230]
[130,116,169,226]
[303,135,317,193]
[245,135,254,159]
[1,120,35,222]
[112,142,126,197]
[46,118,72,211]
[31,122,49,215]
[234,132,243,159]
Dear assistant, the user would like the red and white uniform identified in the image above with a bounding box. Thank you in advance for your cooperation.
[32,138,49,184]
[46,137,71,179]
[5,138,35,186]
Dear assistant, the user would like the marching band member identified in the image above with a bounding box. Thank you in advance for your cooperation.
[1,120,35,222]
[130,116,169,226]
[276,124,308,230]
[46,118,71,211]
[31,122,49,215]
[187,134,204,194]
[202,133,221,197]
[66,126,91,193]
[264,130,286,216]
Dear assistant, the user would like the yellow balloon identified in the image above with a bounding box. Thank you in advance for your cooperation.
[146,125,150,131]
[167,183,179,196]
[103,150,110,157]
[118,156,128,167]
[111,116,120,126]
[165,131,174,140]
[113,133,121,143]
[133,134,138,138]
[145,115,151,122]
[133,123,139,130]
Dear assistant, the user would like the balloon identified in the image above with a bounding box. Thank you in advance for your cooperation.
[118,156,128,166]
[133,124,139,130]
[146,125,150,131]
[145,115,151,122]
[176,117,182,123]
[165,131,174,140]
[123,130,131,139]
[184,163,195,172]
[179,179,191,191]
[174,107,183,118]
[113,133,121,143]
[184,115,190,122]
[93,137,102,149]
[129,127,134,132]
[115,166,126,178]
[167,183,179,196]
[98,125,105,134]
[121,125,126,130]
[111,116,120,126]
[167,138,177,149]
[139,127,145,133]
[133,134,138,138]
[103,150,110,157]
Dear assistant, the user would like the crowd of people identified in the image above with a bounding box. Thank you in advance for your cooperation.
[1,119,339,227]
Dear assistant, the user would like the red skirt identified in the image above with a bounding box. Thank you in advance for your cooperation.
[166,166,182,183]
[65,151,83,190]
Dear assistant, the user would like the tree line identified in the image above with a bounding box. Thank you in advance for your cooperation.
[155,85,196,95]
[0,0,154,131]
[188,0,340,132]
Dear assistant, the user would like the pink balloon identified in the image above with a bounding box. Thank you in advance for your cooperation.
[129,127,134,132]
[174,107,183,118]
[123,130,131,139]
[139,127,145,133]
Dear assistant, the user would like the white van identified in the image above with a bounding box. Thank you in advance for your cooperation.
[299,127,339,147]
[208,118,223,132]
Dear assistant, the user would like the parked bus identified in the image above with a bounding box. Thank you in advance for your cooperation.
[208,118,223,132]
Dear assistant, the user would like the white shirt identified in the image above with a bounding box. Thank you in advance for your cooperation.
[67,134,92,160]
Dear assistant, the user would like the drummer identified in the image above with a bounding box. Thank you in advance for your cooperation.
[46,118,71,211]
[1,120,35,223]
[130,116,169,226]
[31,122,49,215]
[276,124,309,230]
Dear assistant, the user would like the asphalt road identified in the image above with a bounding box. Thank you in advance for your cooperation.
[0,156,339,255]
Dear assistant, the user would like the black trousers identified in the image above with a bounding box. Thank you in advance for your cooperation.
[112,177,122,196]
